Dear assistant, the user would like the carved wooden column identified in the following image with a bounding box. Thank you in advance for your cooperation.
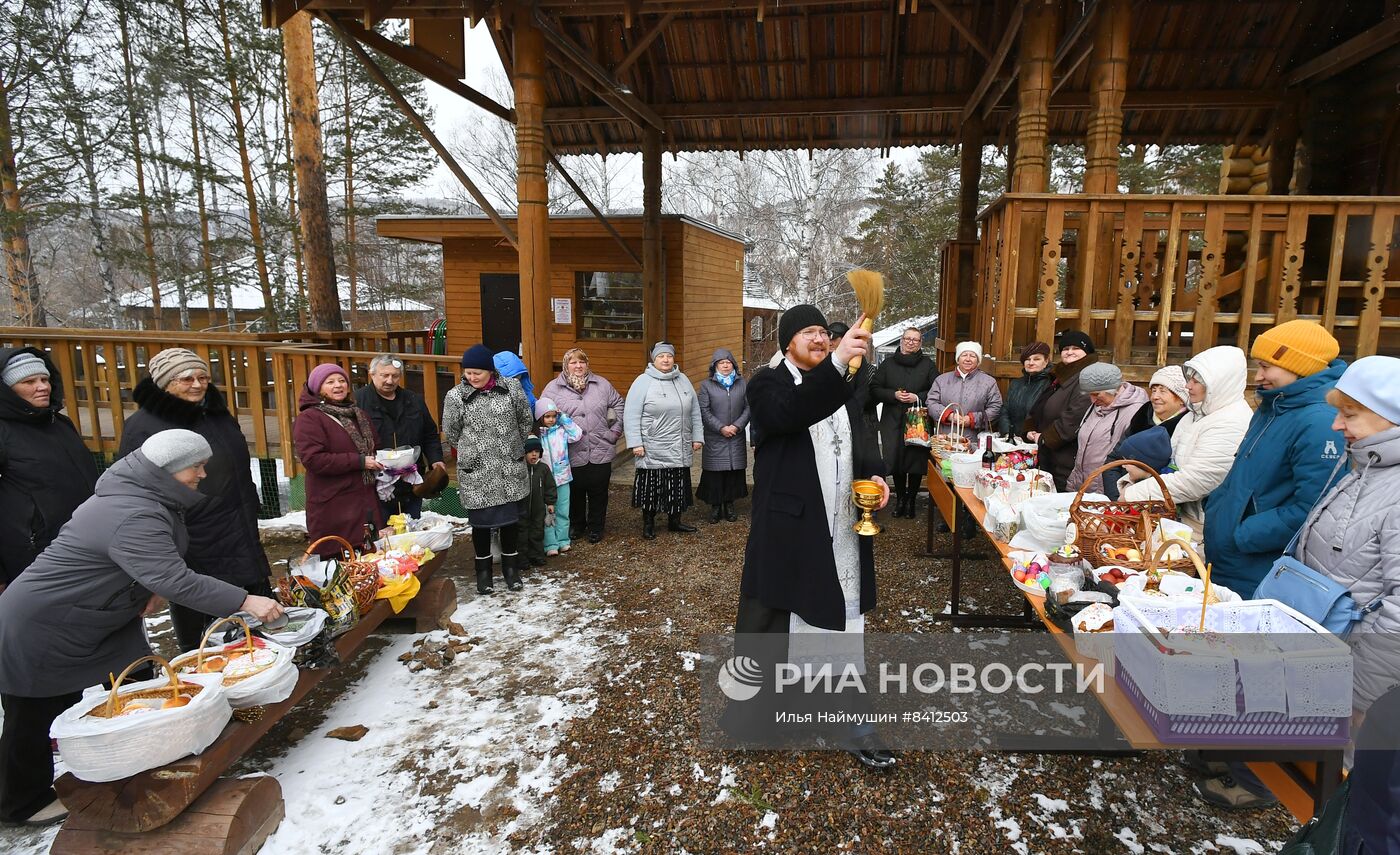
[1011,0,1058,192]
[514,14,553,382]
[642,127,665,350]
[1083,0,1129,194]
[955,115,984,351]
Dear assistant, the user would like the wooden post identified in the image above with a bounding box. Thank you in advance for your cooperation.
[1011,0,1057,193]
[282,13,343,331]
[1268,99,1300,195]
[1083,0,1129,194]
[642,127,665,349]
[956,115,983,345]
[514,14,553,382]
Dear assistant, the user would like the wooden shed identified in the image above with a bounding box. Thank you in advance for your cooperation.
[376,214,746,391]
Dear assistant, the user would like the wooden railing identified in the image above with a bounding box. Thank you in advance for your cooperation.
[0,327,443,470]
[943,194,1400,381]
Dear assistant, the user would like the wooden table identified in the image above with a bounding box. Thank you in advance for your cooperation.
[922,468,1344,822]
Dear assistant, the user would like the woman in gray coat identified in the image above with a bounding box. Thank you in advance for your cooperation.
[441,344,535,595]
[626,342,704,539]
[696,348,750,523]
[0,429,283,826]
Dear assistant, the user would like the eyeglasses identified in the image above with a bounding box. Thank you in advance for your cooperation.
[174,374,211,387]
[797,328,832,342]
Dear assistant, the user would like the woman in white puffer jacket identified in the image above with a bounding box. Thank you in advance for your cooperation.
[1118,346,1253,525]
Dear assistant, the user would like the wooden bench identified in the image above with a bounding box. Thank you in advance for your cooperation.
[49,556,455,854]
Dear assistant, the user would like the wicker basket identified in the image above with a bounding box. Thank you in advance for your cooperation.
[86,655,205,719]
[280,536,380,616]
[169,616,278,684]
[929,404,972,455]
[1070,460,1195,574]
[1142,537,1207,581]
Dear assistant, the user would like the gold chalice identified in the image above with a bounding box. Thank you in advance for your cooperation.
[852,479,884,536]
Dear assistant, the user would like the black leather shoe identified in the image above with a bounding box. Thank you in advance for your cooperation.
[587,531,603,544]
[710,504,723,524]
[848,746,899,771]
[667,515,697,533]
[569,526,584,541]
[642,511,656,540]
[724,502,738,522]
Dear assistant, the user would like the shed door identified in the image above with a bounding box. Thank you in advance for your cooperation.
[479,274,522,355]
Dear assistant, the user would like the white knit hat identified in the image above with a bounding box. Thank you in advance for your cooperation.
[141,429,212,474]
[955,341,984,362]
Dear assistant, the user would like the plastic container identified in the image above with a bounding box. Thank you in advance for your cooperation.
[950,452,982,488]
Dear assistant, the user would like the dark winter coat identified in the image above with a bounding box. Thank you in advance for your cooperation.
[743,358,884,631]
[1028,354,1099,491]
[0,346,98,585]
[115,379,270,587]
[868,350,936,475]
[521,459,558,561]
[292,388,382,555]
[1204,360,1347,594]
[1100,412,1186,500]
[0,451,247,697]
[999,365,1055,438]
[698,349,751,472]
[441,375,534,509]
[1346,684,1400,853]
[353,384,445,467]
[540,371,625,467]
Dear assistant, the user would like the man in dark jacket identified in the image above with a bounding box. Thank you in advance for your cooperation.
[728,305,894,770]
[0,347,98,589]
[354,354,447,521]
[116,347,274,651]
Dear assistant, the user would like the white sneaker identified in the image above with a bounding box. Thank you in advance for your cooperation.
[25,799,68,826]
[559,544,571,553]
[546,549,559,557]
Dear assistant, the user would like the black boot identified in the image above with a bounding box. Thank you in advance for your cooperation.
[903,492,917,519]
[474,556,495,595]
[502,553,524,591]
[892,486,907,518]
[642,510,656,540]
[710,503,723,524]
[668,514,697,533]
[724,501,738,522]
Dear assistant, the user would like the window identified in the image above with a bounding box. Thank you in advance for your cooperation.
[576,271,643,341]
[749,315,764,341]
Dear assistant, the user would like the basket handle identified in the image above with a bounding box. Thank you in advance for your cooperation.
[104,654,179,717]
[195,615,256,671]
[304,535,359,562]
[1069,458,1176,515]
[1144,537,1206,578]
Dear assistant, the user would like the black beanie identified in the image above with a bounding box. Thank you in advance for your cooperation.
[1055,329,1095,354]
[460,344,495,370]
[778,304,829,353]
[827,321,851,340]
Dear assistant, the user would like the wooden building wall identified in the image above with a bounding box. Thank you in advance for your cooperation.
[432,217,744,395]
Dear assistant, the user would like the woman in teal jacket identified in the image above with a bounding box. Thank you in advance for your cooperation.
[1201,321,1346,596]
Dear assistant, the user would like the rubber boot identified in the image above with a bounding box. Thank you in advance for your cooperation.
[642,510,656,540]
[502,552,524,591]
[724,501,738,522]
[668,514,697,533]
[474,556,495,595]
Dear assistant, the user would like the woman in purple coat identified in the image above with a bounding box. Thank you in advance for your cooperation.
[541,348,625,544]
[292,363,384,556]
[925,341,1003,434]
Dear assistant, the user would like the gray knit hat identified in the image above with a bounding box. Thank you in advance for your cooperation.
[148,347,210,390]
[2,352,49,387]
[1079,362,1124,394]
[141,429,212,474]
[650,341,676,361]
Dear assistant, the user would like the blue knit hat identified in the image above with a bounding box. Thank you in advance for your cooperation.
[460,344,495,371]
[1335,356,1400,426]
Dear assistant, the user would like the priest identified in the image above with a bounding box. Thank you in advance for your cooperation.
[732,304,894,770]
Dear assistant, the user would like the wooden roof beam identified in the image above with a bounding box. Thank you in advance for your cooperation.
[362,0,398,29]
[262,0,310,28]
[984,0,1097,118]
[1286,13,1400,87]
[532,10,667,131]
[962,0,1025,122]
[613,11,677,75]
[329,16,516,123]
[547,150,642,266]
[925,0,991,61]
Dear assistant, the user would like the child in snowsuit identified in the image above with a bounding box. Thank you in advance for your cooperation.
[535,398,583,555]
[521,436,557,567]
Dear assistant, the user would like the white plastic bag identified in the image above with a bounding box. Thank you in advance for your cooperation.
[1018,491,1109,551]
[251,606,327,648]
[375,526,454,554]
[51,672,231,783]
[168,639,299,709]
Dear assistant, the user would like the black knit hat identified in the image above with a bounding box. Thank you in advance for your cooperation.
[524,435,543,455]
[827,321,851,340]
[460,344,495,370]
[1055,329,1095,354]
[778,304,829,353]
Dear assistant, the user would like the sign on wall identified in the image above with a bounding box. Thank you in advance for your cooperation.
[552,297,572,325]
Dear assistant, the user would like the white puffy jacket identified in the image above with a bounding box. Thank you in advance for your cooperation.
[1119,346,1253,522]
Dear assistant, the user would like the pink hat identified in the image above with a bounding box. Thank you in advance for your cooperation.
[307,363,349,396]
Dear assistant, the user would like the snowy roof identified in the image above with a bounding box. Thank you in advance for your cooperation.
[742,283,781,311]
[120,256,434,314]
[872,313,938,348]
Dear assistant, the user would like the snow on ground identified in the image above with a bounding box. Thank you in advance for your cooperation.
[244,571,615,854]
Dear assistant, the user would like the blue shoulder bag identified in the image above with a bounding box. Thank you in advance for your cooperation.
[1252,460,1383,636]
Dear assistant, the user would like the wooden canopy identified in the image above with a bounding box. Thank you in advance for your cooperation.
[265,0,1398,155]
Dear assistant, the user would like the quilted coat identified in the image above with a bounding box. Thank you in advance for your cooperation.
[540,371,625,467]
[697,348,751,471]
[624,364,704,469]
[925,367,1002,432]
[1067,381,1150,493]
[441,375,534,510]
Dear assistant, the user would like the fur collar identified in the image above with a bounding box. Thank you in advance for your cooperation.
[132,376,228,425]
